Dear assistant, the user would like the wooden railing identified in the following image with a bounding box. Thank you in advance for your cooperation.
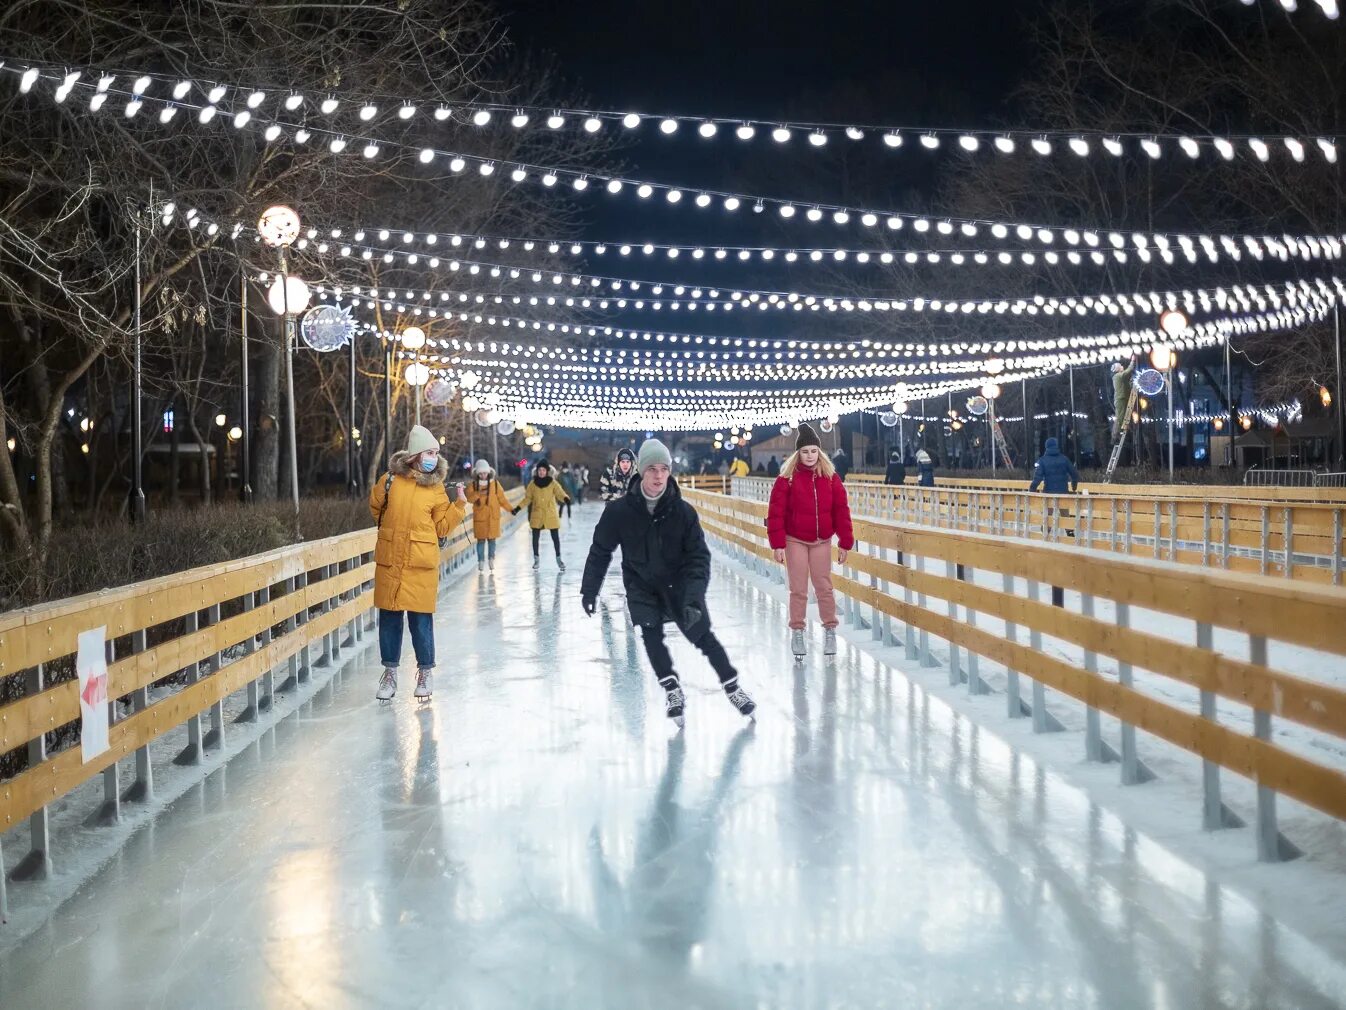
[0,488,524,914]
[685,486,1346,861]
[730,476,1346,585]
[844,471,1346,503]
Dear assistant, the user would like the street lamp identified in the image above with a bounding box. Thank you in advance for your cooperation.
[1152,334,1181,483]
[259,205,304,517]
[981,382,1002,476]
[405,362,431,425]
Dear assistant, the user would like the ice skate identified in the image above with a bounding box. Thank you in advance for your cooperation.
[725,682,757,720]
[488,557,495,572]
[556,556,566,572]
[791,629,806,658]
[376,667,397,702]
[664,686,686,728]
[532,556,540,570]
[824,628,838,656]
[414,668,432,702]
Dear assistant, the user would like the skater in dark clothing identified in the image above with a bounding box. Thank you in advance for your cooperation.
[600,447,636,501]
[1029,437,1080,494]
[581,439,756,727]
[884,450,906,486]
[766,455,780,477]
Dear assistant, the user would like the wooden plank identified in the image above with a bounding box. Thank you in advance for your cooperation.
[0,593,370,830]
[694,508,1346,822]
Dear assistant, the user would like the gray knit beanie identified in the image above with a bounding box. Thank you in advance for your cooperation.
[636,439,673,473]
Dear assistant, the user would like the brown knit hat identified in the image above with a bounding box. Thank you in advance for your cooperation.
[795,422,821,450]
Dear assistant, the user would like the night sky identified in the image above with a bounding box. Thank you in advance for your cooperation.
[499,0,1052,253]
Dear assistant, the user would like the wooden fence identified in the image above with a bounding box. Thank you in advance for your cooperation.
[845,471,1346,503]
[685,486,1346,861]
[0,488,524,915]
[729,476,1346,585]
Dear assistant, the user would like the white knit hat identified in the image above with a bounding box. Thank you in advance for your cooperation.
[406,425,438,455]
[473,459,492,475]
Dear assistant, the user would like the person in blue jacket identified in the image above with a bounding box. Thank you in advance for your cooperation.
[916,449,935,487]
[1029,437,1080,494]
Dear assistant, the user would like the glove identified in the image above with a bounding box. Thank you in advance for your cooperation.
[581,595,597,616]
[682,605,703,628]
[512,506,521,515]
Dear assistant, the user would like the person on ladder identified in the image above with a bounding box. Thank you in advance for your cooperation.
[369,424,467,703]
[1111,356,1137,441]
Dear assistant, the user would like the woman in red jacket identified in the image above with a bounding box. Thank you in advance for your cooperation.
[766,422,855,658]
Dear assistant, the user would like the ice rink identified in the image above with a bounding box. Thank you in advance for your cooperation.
[2,501,1344,1009]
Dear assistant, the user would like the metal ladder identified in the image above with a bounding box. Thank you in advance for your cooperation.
[991,419,1015,469]
[1103,385,1141,483]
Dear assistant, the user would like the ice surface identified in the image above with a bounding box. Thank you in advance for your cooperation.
[1,502,1345,1009]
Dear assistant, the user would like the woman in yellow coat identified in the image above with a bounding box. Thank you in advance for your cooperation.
[465,459,513,572]
[513,459,571,571]
[368,424,466,702]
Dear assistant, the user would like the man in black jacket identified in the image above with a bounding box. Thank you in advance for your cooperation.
[884,450,906,486]
[581,439,756,728]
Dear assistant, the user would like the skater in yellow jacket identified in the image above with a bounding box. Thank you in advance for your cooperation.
[465,459,513,572]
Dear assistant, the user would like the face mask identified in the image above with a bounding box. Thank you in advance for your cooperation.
[420,456,438,473]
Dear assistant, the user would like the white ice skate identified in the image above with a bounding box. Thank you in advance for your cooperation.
[791,629,806,658]
[556,556,566,572]
[824,629,838,656]
[376,667,397,702]
[532,556,540,570]
[414,668,432,702]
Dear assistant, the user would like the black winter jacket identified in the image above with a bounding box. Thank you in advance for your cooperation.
[581,477,713,634]
[884,461,906,486]
[1029,445,1080,494]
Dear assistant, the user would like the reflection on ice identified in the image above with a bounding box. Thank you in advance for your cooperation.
[0,504,1343,1009]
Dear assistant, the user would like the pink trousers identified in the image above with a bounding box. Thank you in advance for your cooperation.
[784,538,838,630]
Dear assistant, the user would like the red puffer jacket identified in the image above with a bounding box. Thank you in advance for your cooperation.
[766,467,855,550]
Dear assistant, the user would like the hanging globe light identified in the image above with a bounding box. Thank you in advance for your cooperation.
[424,378,456,406]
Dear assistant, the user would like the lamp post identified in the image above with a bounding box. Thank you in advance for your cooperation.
[1156,308,1189,484]
[347,333,359,497]
[259,206,306,518]
[129,202,147,522]
[981,382,1002,477]
[400,326,427,427]
[405,362,431,425]
[238,270,253,503]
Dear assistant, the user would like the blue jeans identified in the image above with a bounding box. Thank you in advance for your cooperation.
[475,538,496,563]
[378,609,435,668]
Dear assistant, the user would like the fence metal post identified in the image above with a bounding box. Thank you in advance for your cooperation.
[238,589,260,723]
[258,585,274,712]
[319,564,334,668]
[962,565,986,695]
[1335,509,1343,586]
[1003,572,1023,717]
[1081,594,1118,763]
[945,559,962,687]
[870,540,885,643]
[1168,501,1178,561]
[1282,507,1294,579]
[297,569,312,682]
[11,664,53,879]
[279,575,300,693]
[93,637,121,826]
[1025,580,1064,732]
[1123,500,1133,555]
[1250,634,1301,862]
[915,555,936,667]
[1115,603,1154,785]
[903,550,919,662]
[1152,501,1162,560]
[127,628,153,801]
[1197,621,1242,831]
[1260,507,1270,576]
[175,607,203,766]
[330,561,345,665]
[205,603,225,751]
[1221,504,1232,570]
[1202,502,1211,568]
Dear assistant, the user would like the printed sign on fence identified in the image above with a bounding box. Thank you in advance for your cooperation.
[77,626,110,763]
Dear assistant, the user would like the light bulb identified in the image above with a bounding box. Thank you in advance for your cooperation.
[772,126,791,143]
[1069,137,1089,156]
[659,118,678,134]
[320,97,338,114]
[397,104,415,119]
[472,109,491,126]
[698,121,717,138]
[808,131,828,146]
[285,94,304,110]
[547,114,564,129]
[920,134,940,149]
[419,148,435,163]
[246,91,265,108]
[736,123,755,140]
[358,104,378,121]
[1031,137,1052,156]
[958,134,980,152]
[622,113,641,128]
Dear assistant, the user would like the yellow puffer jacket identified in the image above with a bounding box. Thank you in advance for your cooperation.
[368,452,466,613]
[519,477,569,530]
[729,458,750,477]
[465,476,512,540]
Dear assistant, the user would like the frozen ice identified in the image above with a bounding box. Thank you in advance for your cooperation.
[2,503,1345,1009]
